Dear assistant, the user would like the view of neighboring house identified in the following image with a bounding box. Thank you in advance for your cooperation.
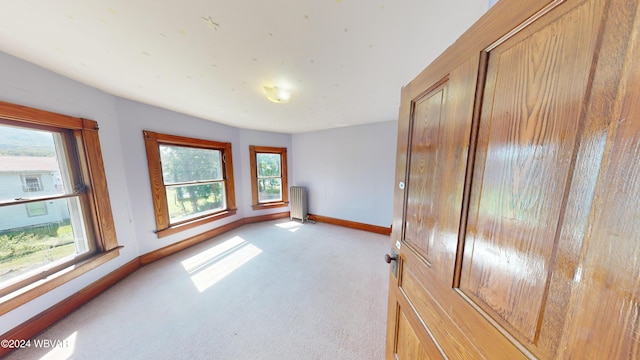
[0,156,69,233]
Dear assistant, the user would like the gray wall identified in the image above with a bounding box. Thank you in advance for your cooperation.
[0,51,396,335]
[292,121,397,228]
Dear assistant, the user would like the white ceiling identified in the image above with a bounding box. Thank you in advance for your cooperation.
[0,1,489,133]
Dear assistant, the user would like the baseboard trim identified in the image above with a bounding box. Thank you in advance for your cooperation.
[308,214,391,235]
[243,211,291,225]
[0,257,141,358]
[140,211,290,265]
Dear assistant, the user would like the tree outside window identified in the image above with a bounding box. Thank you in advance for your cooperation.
[159,145,226,223]
[143,131,237,238]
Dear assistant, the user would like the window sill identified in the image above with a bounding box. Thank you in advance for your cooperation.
[0,247,121,316]
[156,209,237,238]
[252,202,289,210]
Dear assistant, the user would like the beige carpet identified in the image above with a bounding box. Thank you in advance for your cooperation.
[7,219,390,360]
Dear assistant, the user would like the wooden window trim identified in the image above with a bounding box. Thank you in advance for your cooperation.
[249,145,288,210]
[0,100,120,316]
[143,130,237,238]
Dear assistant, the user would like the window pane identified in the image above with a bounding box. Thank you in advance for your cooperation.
[159,145,222,184]
[23,176,43,192]
[26,202,48,216]
[256,153,281,178]
[166,182,226,223]
[0,124,69,202]
[258,178,282,202]
[0,197,90,285]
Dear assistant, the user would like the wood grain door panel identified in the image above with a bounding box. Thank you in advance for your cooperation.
[393,300,443,359]
[558,87,640,359]
[387,56,481,359]
[460,0,605,344]
[399,250,529,359]
[557,3,640,355]
[402,56,480,276]
[396,310,432,360]
[403,83,447,265]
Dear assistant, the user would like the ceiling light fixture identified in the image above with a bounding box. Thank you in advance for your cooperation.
[264,86,292,104]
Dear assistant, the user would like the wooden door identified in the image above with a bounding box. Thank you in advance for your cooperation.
[386,51,530,358]
[385,0,640,358]
[384,58,479,359]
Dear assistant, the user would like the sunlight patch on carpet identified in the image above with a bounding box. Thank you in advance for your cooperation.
[181,236,245,272]
[275,221,303,232]
[181,236,262,292]
[40,331,77,360]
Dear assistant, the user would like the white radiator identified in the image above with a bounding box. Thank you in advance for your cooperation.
[289,186,308,223]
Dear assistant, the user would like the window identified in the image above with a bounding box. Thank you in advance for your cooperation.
[22,176,42,192]
[26,202,48,217]
[249,146,288,210]
[0,101,120,315]
[143,131,237,237]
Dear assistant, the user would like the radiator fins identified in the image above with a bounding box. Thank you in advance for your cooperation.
[289,186,308,223]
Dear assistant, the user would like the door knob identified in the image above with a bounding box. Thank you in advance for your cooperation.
[385,254,397,264]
